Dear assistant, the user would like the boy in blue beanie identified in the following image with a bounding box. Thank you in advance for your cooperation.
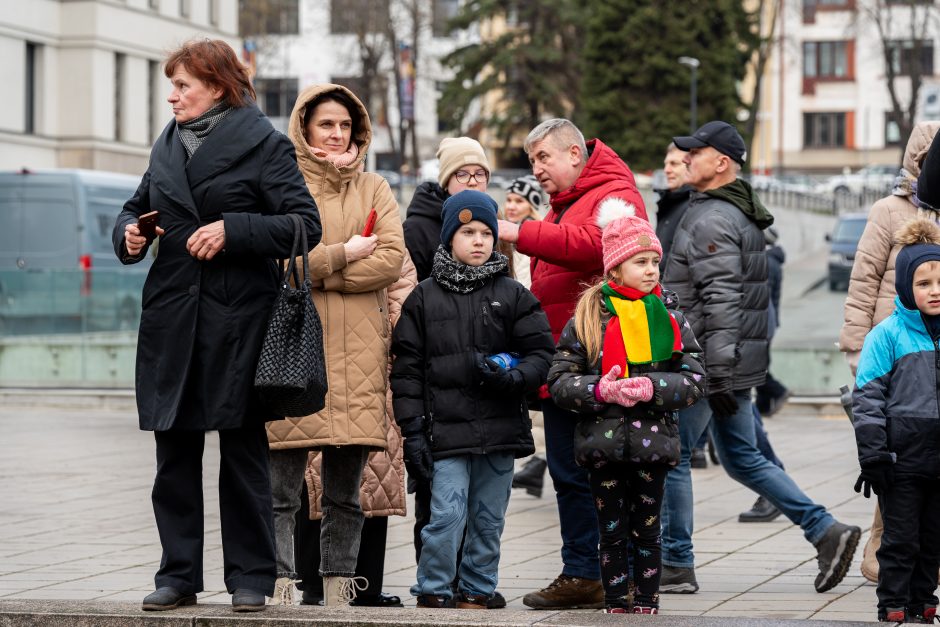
[853,218,940,623]
[390,190,555,608]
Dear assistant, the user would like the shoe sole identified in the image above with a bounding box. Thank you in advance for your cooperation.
[232,603,265,612]
[659,583,699,594]
[142,595,197,611]
[815,527,861,593]
[522,599,605,609]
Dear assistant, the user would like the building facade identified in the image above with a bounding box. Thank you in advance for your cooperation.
[243,0,471,172]
[751,0,939,174]
[0,0,238,176]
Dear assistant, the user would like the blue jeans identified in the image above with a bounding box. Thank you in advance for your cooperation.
[753,405,784,470]
[542,398,601,580]
[412,452,515,598]
[661,393,834,568]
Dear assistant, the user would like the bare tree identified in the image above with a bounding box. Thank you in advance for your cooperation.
[859,0,939,150]
[742,0,780,170]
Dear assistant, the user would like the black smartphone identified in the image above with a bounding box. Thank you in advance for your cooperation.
[137,211,160,241]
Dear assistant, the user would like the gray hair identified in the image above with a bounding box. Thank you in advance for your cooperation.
[524,119,588,165]
[666,141,679,153]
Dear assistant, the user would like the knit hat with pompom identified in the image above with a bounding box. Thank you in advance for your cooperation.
[597,197,662,274]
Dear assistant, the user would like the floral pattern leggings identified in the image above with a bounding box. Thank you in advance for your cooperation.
[587,463,669,609]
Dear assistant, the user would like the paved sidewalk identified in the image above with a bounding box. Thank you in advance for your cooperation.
[0,403,877,623]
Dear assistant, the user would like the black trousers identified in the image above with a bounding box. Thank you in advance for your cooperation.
[294,476,388,599]
[877,474,940,613]
[152,424,277,596]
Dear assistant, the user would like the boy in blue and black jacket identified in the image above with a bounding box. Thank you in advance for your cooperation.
[853,218,940,624]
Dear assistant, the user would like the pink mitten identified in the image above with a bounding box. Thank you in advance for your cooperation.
[596,367,654,408]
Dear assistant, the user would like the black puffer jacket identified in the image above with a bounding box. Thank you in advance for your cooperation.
[390,273,555,459]
[402,182,448,281]
[662,182,772,394]
[549,291,705,467]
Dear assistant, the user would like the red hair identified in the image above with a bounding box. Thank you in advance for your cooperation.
[164,39,255,107]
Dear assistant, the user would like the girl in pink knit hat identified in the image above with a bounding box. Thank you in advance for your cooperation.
[547,198,706,614]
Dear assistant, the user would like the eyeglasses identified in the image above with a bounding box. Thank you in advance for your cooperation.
[453,170,489,184]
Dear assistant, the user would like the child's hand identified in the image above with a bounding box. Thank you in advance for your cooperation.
[475,354,524,393]
[596,367,653,407]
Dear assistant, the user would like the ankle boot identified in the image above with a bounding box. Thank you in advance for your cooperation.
[323,576,368,607]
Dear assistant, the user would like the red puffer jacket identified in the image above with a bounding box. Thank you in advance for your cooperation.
[516,139,647,340]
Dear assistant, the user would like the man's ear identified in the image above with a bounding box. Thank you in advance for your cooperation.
[715,154,731,174]
[568,143,583,166]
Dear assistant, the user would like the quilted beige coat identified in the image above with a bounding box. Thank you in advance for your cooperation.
[840,121,940,370]
[266,83,405,450]
[304,253,418,518]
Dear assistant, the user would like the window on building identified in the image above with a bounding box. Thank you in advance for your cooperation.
[149,0,159,9]
[803,41,850,79]
[25,42,37,135]
[255,78,298,118]
[802,0,855,22]
[804,112,847,148]
[148,60,159,141]
[887,39,934,76]
[209,0,218,25]
[240,0,299,35]
[329,0,389,34]
[885,111,903,147]
[115,53,125,142]
[432,0,460,37]
[179,0,189,18]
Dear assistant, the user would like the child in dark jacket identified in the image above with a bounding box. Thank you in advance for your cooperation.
[391,189,555,609]
[853,218,940,624]
[549,200,705,614]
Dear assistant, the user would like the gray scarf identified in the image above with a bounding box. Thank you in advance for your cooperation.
[431,245,509,294]
[176,101,232,160]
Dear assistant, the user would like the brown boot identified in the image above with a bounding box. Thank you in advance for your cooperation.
[860,505,882,583]
[455,593,488,609]
[522,574,604,609]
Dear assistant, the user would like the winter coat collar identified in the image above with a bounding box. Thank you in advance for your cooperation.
[696,178,775,229]
[406,181,448,221]
[550,139,637,211]
[149,104,274,215]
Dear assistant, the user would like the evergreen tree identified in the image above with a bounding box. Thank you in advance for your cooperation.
[578,0,758,172]
[438,0,583,160]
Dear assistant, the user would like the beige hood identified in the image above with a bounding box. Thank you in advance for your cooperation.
[903,120,940,176]
[287,83,373,181]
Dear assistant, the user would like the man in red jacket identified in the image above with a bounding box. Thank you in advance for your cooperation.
[498,118,647,609]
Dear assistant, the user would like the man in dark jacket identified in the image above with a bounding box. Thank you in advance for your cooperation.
[659,121,861,595]
[655,142,693,262]
[497,119,647,610]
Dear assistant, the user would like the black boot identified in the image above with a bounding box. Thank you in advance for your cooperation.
[512,456,546,498]
[738,496,782,523]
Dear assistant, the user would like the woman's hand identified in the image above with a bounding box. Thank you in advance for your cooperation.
[344,234,377,263]
[124,223,165,257]
[187,220,226,261]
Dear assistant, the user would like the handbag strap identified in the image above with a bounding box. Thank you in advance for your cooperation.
[281,214,311,288]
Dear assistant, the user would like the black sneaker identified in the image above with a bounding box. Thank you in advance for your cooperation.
[814,521,861,592]
[487,591,507,609]
[659,566,699,593]
[738,496,782,523]
[512,456,547,498]
[141,586,196,611]
[690,447,708,469]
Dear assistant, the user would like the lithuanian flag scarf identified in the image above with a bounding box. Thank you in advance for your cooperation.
[600,282,683,378]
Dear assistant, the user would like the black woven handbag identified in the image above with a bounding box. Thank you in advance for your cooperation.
[254,214,327,417]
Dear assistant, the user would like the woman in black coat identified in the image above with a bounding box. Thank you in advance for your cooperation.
[112,40,321,613]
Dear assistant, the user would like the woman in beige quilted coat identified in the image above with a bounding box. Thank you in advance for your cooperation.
[839,120,940,582]
[266,83,405,606]
[292,252,417,607]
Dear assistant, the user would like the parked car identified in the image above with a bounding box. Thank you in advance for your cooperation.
[826,213,868,291]
[750,173,817,194]
[815,164,898,197]
[0,168,151,334]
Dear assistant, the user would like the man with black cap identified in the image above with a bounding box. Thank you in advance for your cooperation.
[659,121,861,595]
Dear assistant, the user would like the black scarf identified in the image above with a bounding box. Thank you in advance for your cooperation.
[431,245,508,294]
[176,101,232,160]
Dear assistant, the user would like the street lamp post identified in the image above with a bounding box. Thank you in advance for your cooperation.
[678,56,700,133]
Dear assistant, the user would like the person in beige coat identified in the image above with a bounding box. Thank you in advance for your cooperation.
[266,83,405,606]
[292,252,417,607]
[839,120,940,583]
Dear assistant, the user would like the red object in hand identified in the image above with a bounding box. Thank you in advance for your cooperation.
[362,209,378,237]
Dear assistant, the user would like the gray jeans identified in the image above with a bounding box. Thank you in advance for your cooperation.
[269,446,368,579]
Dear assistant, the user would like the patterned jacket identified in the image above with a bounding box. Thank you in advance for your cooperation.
[853,296,940,477]
[548,291,706,467]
